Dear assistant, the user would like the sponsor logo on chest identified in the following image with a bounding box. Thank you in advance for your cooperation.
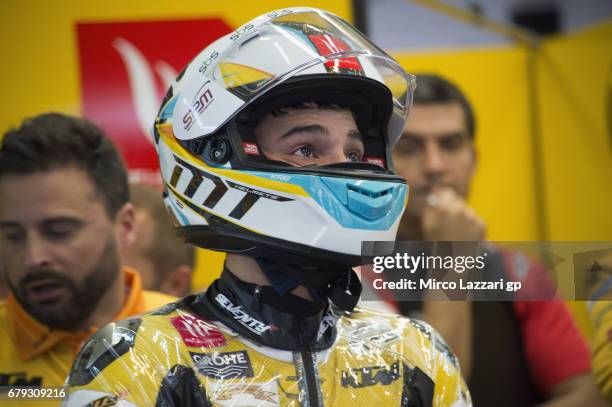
[340,361,401,388]
[211,382,279,407]
[170,314,227,348]
[190,350,254,379]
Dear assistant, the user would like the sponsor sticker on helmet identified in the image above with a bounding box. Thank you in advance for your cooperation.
[198,50,219,74]
[182,81,214,131]
[242,142,260,155]
[267,9,294,19]
[230,23,255,42]
[170,315,227,348]
[308,34,364,75]
[364,156,386,168]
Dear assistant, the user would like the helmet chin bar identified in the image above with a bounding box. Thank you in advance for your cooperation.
[178,225,363,270]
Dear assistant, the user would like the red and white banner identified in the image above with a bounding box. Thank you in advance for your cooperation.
[77,19,233,181]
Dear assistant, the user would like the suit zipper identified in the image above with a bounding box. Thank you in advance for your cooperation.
[301,348,321,407]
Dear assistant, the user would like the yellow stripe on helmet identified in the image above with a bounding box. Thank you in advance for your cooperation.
[157,123,310,198]
[166,182,268,237]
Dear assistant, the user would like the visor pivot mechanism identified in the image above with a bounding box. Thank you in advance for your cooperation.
[203,136,232,166]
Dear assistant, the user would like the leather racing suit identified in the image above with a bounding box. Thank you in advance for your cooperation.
[63,270,471,406]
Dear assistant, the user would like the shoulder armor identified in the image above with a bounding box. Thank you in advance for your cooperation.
[68,318,142,387]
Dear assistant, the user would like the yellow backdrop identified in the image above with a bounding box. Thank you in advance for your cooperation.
[538,21,612,240]
[538,20,612,336]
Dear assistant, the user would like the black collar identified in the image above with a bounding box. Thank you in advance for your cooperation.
[189,270,341,351]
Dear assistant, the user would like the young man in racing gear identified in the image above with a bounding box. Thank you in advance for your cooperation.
[63,8,471,406]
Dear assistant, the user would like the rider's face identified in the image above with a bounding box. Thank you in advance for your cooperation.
[254,107,364,167]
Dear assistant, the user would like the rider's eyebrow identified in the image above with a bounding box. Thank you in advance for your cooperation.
[280,124,327,139]
[347,129,363,141]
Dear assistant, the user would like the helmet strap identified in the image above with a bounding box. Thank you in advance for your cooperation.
[254,257,361,312]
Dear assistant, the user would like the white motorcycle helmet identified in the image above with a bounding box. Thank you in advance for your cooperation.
[153,7,415,269]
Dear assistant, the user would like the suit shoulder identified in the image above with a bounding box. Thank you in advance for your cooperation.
[67,316,143,387]
[346,308,460,368]
[348,306,432,335]
[68,295,222,386]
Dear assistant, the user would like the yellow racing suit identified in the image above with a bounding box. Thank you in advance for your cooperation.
[63,270,471,406]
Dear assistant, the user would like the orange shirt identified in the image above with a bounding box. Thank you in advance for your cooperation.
[0,268,175,405]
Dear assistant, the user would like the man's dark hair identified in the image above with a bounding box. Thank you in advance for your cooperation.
[413,74,476,138]
[0,113,129,218]
[270,101,349,117]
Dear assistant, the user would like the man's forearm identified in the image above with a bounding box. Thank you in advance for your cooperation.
[538,374,607,407]
[422,300,473,379]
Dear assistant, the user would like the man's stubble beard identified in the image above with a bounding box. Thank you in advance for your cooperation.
[8,236,121,331]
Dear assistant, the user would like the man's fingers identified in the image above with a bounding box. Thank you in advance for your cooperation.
[425,189,460,216]
[425,193,439,207]
[422,188,486,241]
